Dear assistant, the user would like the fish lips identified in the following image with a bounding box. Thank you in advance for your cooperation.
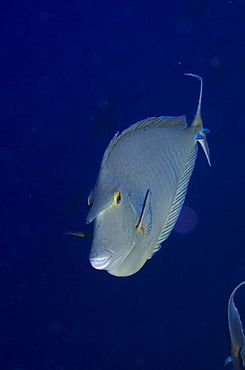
[89,251,114,270]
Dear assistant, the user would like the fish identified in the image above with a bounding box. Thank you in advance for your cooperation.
[225,281,245,369]
[71,73,211,277]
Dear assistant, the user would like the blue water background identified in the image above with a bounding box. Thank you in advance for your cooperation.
[1,0,245,369]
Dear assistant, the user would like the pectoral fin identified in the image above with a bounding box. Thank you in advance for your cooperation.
[136,189,152,237]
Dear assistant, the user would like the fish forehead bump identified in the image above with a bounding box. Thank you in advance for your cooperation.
[86,168,122,223]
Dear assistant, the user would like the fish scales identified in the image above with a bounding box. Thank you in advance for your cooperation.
[113,127,196,222]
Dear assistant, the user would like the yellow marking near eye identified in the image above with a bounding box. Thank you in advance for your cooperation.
[87,195,91,206]
[113,191,121,205]
[107,191,121,213]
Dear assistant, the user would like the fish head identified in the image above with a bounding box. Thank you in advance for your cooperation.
[87,160,152,276]
[86,168,152,277]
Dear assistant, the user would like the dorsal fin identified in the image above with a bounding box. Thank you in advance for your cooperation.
[185,73,203,128]
[101,115,188,166]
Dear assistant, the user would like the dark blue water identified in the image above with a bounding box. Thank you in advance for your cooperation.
[1,1,245,369]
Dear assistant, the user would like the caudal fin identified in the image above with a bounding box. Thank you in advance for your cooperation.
[185,73,211,166]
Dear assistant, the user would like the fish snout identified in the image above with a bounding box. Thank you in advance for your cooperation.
[89,254,112,270]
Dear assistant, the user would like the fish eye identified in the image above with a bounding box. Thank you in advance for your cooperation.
[116,193,121,204]
[113,191,121,205]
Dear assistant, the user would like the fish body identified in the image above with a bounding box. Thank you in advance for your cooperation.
[225,282,245,369]
[83,73,210,277]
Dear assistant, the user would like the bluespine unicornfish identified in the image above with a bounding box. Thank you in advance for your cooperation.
[225,282,245,369]
[70,73,211,277]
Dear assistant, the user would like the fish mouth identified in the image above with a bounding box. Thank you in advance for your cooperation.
[89,255,112,270]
